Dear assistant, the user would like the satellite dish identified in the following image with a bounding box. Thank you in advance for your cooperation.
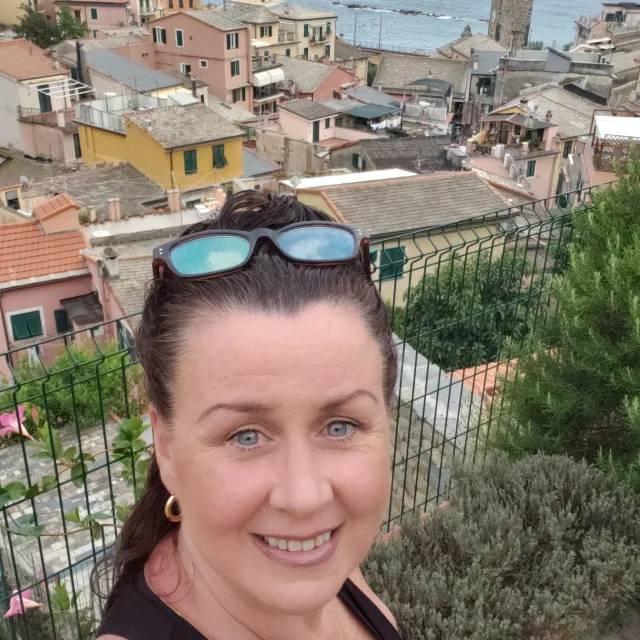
[19,175,30,188]
[290,174,302,188]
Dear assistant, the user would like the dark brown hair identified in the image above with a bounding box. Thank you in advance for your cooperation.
[96,190,397,610]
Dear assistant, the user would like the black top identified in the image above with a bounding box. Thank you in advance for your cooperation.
[99,572,403,640]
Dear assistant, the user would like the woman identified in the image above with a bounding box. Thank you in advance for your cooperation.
[97,191,402,640]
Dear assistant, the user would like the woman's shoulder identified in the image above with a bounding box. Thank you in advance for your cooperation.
[97,573,184,640]
[348,567,397,629]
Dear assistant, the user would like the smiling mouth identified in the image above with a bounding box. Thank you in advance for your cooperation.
[260,530,333,552]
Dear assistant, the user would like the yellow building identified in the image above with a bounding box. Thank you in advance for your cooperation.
[0,0,28,26]
[78,102,244,191]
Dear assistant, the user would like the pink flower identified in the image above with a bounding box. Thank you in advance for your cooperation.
[4,590,42,617]
[31,405,39,426]
[0,406,33,440]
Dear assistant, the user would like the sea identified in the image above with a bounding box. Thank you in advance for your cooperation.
[205,0,604,53]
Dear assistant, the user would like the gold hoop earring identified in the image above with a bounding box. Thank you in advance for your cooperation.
[164,495,182,523]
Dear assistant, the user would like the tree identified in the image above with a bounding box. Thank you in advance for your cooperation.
[56,6,88,40]
[392,248,539,372]
[493,160,640,489]
[524,40,545,50]
[13,5,60,49]
[563,42,573,51]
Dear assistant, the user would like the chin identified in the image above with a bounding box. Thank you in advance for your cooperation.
[251,576,345,615]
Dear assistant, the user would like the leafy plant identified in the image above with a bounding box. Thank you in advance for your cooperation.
[13,4,87,49]
[56,6,89,40]
[361,454,640,640]
[492,161,640,490]
[392,249,539,371]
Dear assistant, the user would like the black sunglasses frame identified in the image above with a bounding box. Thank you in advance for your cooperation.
[152,221,371,280]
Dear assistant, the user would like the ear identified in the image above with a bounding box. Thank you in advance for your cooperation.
[149,403,178,496]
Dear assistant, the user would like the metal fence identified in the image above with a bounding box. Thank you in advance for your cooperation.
[0,186,602,638]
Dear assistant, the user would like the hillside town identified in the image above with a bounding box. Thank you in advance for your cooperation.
[0,0,639,638]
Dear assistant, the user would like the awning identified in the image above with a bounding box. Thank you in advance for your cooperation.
[60,292,104,327]
[253,68,285,87]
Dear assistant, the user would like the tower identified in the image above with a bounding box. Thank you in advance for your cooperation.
[488,0,534,50]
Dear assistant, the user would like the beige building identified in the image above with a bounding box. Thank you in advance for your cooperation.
[333,39,369,87]
[0,0,30,26]
[295,172,509,302]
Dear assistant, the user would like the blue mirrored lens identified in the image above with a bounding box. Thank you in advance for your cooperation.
[170,236,250,276]
[278,227,356,262]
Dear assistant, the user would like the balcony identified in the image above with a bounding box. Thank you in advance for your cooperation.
[17,107,78,132]
[252,55,281,71]
[278,30,296,43]
[75,103,126,134]
[253,85,284,103]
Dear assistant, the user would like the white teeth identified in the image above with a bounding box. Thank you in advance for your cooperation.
[262,530,333,552]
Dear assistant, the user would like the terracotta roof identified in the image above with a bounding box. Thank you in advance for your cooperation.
[451,360,519,404]
[33,194,79,221]
[0,223,87,284]
[0,39,70,81]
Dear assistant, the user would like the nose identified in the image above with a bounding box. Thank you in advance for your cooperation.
[269,437,334,519]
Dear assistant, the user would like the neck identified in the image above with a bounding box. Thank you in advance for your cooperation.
[146,534,342,640]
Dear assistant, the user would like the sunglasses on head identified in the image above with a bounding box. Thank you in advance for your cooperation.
[152,222,371,280]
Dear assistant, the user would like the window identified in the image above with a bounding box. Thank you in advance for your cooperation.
[303,24,309,37]
[380,247,406,281]
[232,87,246,103]
[227,32,239,50]
[189,0,193,6]
[153,27,167,44]
[180,63,191,75]
[326,21,332,34]
[325,118,331,129]
[89,7,98,19]
[37,85,52,113]
[74,9,81,20]
[73,133,82,159]
[526,159,536,178]
[260,25,273,38]
[285,48,291,57]
[184,149,197,174]
[477,76,492,94]
[230,60,240,76]
[213,144,228,169]
[178,0,183,7]
[199,59,208,68]
[352,153,365,171]
[563,140,573,158]
[176,29,184,47]
[303,47,308,58]
[9,309,43,341]
[5,190,19,210]
[325,44,330,57]
[168,0,173,6]
[54,309,71,334]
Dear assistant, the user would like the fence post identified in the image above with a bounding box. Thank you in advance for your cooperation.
[107,198,121,221]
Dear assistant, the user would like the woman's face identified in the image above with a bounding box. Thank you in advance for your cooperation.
[152,303,391,615]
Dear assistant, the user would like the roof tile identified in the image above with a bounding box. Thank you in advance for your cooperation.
[0,39,70,81]
[33,193,79,221]
[0,223,87,283]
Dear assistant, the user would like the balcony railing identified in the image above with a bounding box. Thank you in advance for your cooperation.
[252,55,280,71]
[253,85,282,100]
[75,103,126,134]
[278,31,296,43]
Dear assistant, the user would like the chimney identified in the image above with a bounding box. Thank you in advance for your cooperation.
[545,109,553,122]
[107,197,121,220]
[103,247,120,280]
[52,49,59,70]
[76,41,85,85]
[191,76,197,98]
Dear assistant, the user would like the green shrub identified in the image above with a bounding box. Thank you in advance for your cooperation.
[361,454,640,640]
[0,340,143,434]
[491,163,640,489]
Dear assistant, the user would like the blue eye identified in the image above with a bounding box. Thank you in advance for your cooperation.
[234,430,260,447]
[327,422,354,438]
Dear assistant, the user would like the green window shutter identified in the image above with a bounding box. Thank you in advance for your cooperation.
[184,149,197,174]
[380,247,406,282]
[303,47,308,58]
[227,33,231,49]
[327,22,331,34]
[304,23,309,37]
[260,26,264,38]
[526,160,536,177]
[90,7,98,19]
[153,28,158,43]
[285,48,291,57]
[241,87,246,101]
[213,145,228,168]
[370,249,378,264]
[161,29,167,44]
[268,26,272,37]
[54,309,70,334]
[176,30,183,46]
[11,310,43,341]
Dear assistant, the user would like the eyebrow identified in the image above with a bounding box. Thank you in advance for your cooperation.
[196,389,379,424]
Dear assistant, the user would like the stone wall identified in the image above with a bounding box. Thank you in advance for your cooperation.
[488,0,534,50]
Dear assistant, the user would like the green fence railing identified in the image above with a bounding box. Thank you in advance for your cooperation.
[0,185,601,639]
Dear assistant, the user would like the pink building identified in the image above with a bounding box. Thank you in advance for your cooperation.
[0,195,107,377]
[278,99,339,144]
[54,0,136,32]
[575,2,640,45]
[276,55,355,102]
[146,10,253,110]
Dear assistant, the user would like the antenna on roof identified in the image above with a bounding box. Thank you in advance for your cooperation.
[19,175,30,188]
